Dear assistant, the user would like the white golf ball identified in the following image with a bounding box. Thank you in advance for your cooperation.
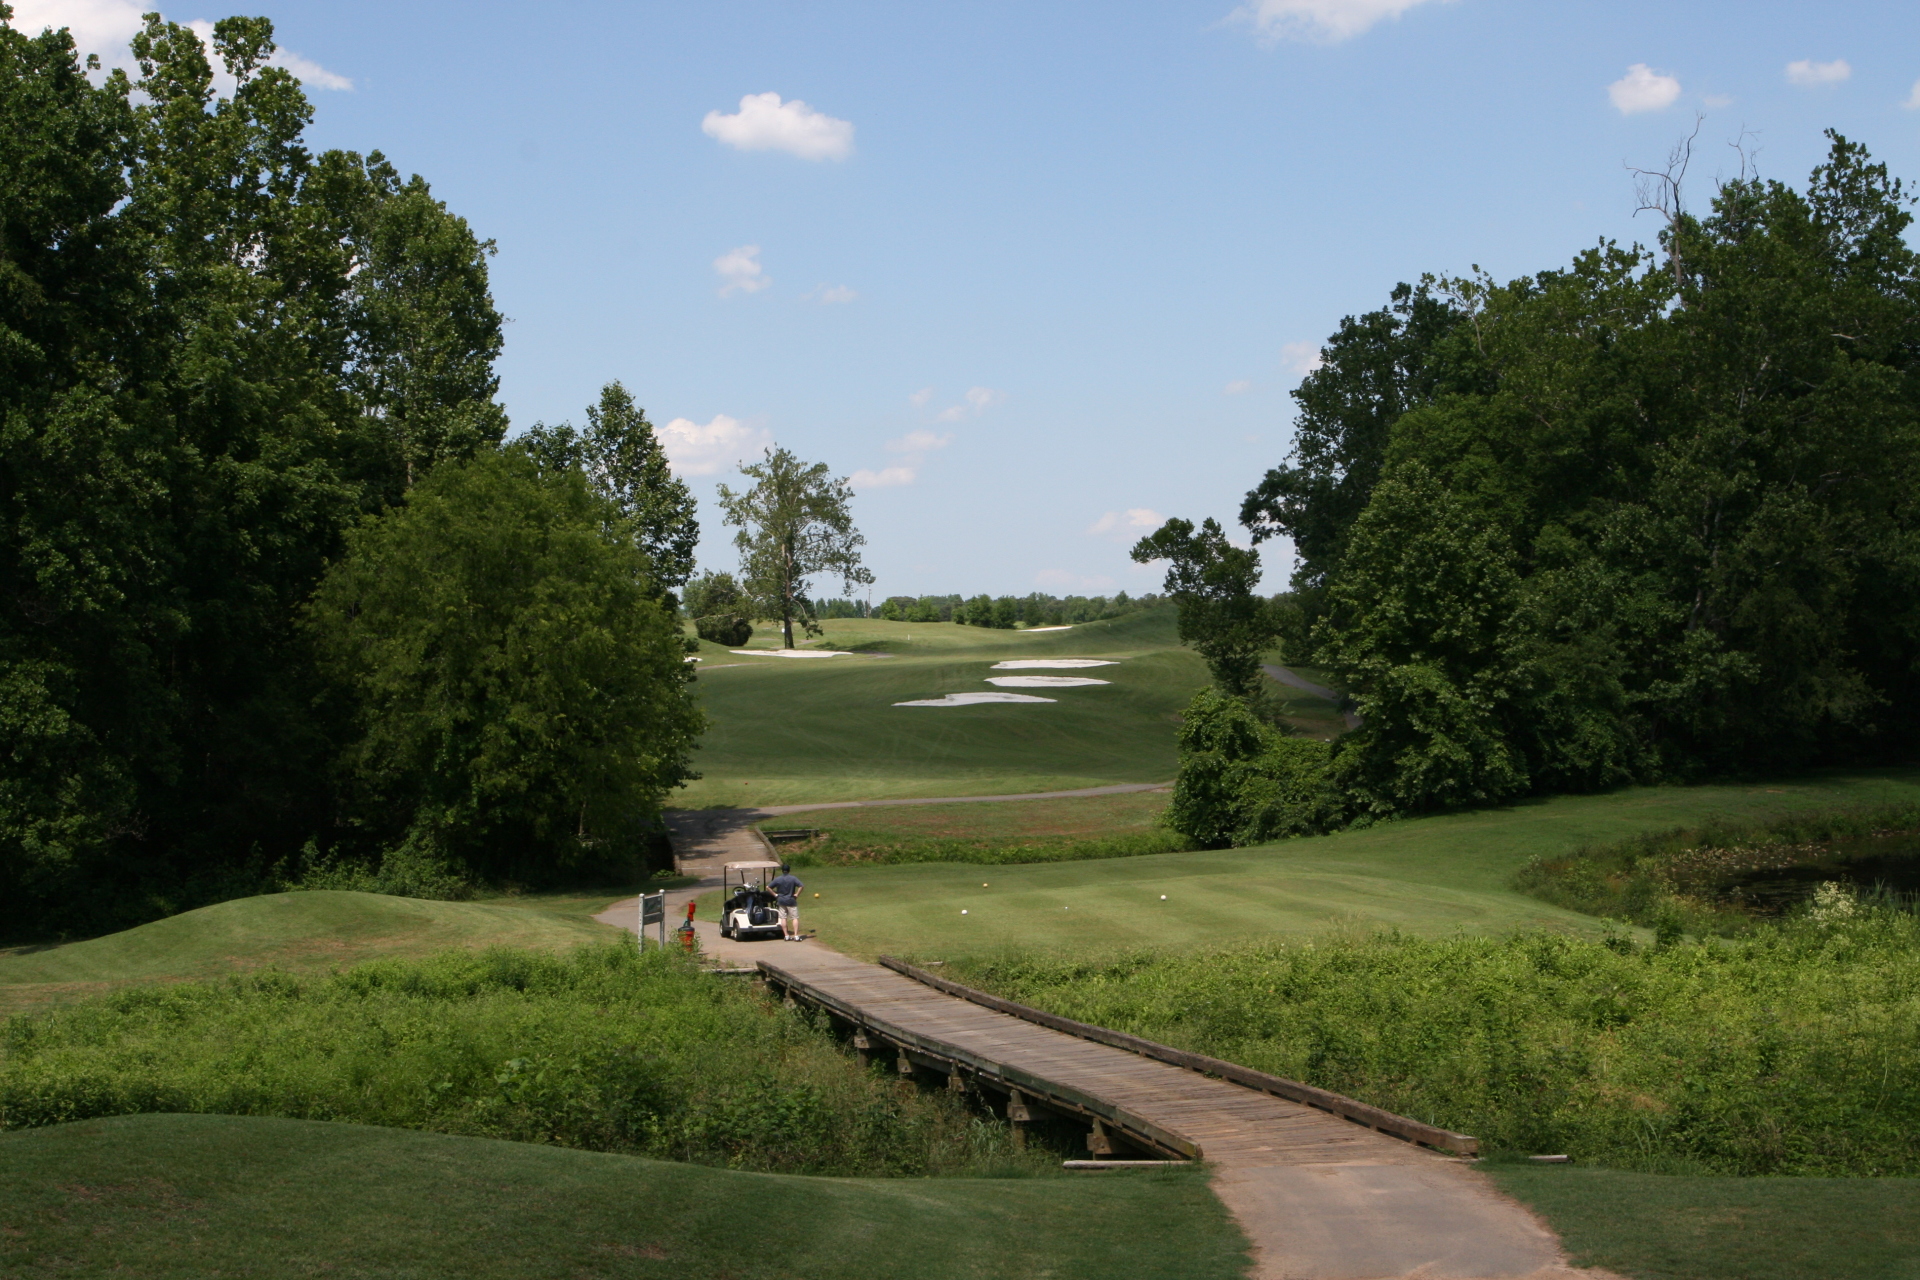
[961,909,968,915]
[1160,895,1167,900]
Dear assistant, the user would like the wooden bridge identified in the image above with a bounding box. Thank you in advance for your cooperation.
[613,807,1596,1280]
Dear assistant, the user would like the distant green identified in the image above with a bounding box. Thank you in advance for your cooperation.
[792,769,1920,958]
[678,609,1203,807]
[0,1114,1250,1280]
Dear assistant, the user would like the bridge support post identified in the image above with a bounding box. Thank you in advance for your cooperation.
[1087,1117,1115,1157]
[1007,1087,1031,1149]
[850,1031,871,1069]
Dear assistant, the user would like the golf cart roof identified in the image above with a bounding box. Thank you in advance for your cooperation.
[724,861,783,871]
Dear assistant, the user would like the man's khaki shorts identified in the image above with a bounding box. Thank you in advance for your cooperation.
[777,905,799,925]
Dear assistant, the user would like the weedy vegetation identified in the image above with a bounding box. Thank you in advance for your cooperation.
[953,907,1920,1177]
[0,945,1048,1178]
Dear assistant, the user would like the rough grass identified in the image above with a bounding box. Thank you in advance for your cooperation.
[764,791,1193,867]
[0,945,1045,1178]
[0,891,624,1017]
[784,769,1920,959]
[1491,1163,1920,1280]
[951,912,1920,1177]
[0,1114,1251,1280]
[675,608,1204,807]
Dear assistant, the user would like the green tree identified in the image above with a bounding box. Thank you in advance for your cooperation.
[1240,282,1474,590]
[716,447,873,649]
[330,151,507,489]
[519,383,697,591]
[306,450,702,882]
[1299,132,1920,817]
[0,12,506,935]
[681,571,742,620]
[1131,518,1280,697]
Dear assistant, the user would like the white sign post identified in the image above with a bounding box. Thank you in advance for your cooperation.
[639,891,667,949]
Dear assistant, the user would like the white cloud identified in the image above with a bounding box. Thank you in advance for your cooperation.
[4,4,350,88]
[850,466,916,489]
[713,245,770,297]
[933,386,1004,422]
[812,284,857,304]
[908,387,934,407]
[1280,341,1324,377]
[1609,64,1682,115]
[888,429,951,453]
[1785,59,1850,87]
[1703,93,1734,109]
[1227,0,1449,44]
[657,414,772,476]
[1224,379,1253,394]
[1906,80,1920,110]
[1088,508,1167,541]
[274,48,352,91]
[702,92,854,161]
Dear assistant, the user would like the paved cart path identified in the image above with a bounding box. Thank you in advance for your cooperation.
[597,806,1612,1280]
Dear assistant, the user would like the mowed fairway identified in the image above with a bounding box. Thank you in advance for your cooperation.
[0,1114,1250,1280]
[0,891,621,1016]
[676,609,1205,807]
[787,767,1920,958]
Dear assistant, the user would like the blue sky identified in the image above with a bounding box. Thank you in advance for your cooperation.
[15,0,1920,599]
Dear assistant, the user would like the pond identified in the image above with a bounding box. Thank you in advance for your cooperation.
[1725,830,1920,912]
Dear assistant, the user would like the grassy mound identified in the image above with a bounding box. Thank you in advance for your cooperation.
[0,945,1038,1177]
[1491,1163,1920,1280]
[788,769,1920,957]
[0,890,618,1016]
[955,912,1920,1177]
[678,609,1203,807]
[0,1113,1250,1280]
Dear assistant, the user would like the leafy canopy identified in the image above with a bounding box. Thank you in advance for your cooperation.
[306,450,703,881]
[1131,517,1279,697]
[716,447,873,649]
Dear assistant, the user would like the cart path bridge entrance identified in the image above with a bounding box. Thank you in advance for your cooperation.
[596,808,1611,1280]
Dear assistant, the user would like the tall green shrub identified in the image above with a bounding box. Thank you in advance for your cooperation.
[1166,690,1344,847]
[306,452,703,883]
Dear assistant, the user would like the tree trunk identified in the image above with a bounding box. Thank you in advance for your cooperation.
[782,539,795,649]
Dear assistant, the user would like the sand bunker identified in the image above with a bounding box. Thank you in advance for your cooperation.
[894,692,1057,707]
[986,676,1110,688]
[1023,625,1073,632]
[729,649,853,658]
[990,659,1118,669]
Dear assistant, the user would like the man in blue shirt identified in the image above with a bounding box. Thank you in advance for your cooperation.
[769,864,805,941]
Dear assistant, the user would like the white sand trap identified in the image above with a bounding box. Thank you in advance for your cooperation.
[990,659,1118,669]
[986,676,1110,688]
[894,692,1057,707]
[729,649,853,658]
[1023,625,1073,632]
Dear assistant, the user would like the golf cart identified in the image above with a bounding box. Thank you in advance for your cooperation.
[720,861,786,941]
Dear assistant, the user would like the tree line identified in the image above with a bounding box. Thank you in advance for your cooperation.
[0,15,844,936]
[1142,132,1920,845]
